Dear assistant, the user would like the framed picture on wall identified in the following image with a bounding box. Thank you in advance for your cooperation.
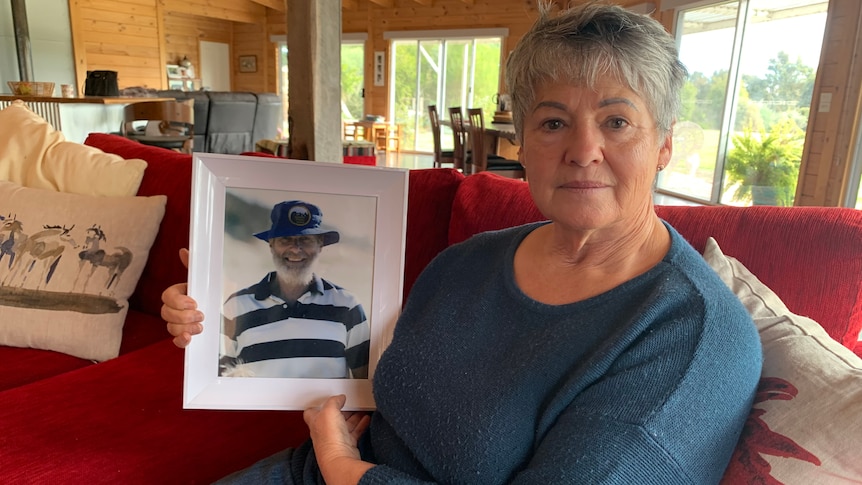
[238,55,257,73]
[183,154,408,411]
[166,64,182,79]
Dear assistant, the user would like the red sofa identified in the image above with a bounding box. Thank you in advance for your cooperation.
[1,133,859,483]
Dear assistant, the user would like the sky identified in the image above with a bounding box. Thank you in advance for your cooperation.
[678,12,827,78]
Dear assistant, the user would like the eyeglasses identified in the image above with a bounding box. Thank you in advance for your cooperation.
[270,235,322,248]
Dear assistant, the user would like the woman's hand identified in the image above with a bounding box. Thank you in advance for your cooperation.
[304,395,374,485]
[161,249,204,348]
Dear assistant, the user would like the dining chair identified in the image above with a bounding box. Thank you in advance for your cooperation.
[428,105,458,169]
[448,107,469,171]
[353,121,374,142]
[466,107,524,178]
[121,99,194,153]
[343,121,360,140]
[381,123,402,152]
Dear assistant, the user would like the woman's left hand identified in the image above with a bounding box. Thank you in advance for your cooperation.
[304,394,374,485]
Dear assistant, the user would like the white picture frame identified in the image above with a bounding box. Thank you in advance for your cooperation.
[166,64,182,79]
[184,153,408,411]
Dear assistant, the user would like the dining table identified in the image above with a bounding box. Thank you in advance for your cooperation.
[484,121,519,160]
[0,94,176,144]
[440,119,520,160]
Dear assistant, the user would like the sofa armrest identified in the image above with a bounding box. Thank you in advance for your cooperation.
[84,133,191,319]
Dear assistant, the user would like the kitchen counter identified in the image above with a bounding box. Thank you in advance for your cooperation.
[0,95,174,143]
[0,95,174,104]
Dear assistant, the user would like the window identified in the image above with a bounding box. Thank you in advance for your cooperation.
[275,35,367,138]
[341,41,365,122]
[658,0,828,206]
[386,30,505,152]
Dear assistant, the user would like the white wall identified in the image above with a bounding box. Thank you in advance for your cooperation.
[0,0,75,94]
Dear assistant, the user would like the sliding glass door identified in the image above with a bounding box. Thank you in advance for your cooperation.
[390,34,502,153]
[658,0,828,206]
[276,39,366,136]
[341,41,365,122]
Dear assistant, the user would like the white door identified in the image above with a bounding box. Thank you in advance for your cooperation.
[199,40,230,91]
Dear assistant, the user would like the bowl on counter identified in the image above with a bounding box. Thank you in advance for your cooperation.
[7,81,55,97]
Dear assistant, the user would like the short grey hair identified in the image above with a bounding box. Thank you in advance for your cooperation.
[505,1,688,141]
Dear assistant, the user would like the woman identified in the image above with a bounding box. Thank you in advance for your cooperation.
[163,3,762,483]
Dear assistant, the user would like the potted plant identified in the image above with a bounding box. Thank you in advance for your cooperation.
[724,120,804,206]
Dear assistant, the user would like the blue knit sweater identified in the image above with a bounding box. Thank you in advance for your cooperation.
[358,222,761,484]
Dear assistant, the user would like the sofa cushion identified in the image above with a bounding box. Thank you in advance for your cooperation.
[704,238,862,483]
[84,133,192,318]
[0,100,147,197]
[404,168,465,301]
[0,181,166,361]
[448,172,542,246]
[656,205,862,350]
[0,346,92,393]
[205,92,258,154]
[0,339,309,483]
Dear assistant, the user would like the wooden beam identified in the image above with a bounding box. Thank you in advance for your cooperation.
[251,0,285,12]
[412,0,433,5]
[342,0,359,10]
[368,0,395,7]
[161,0,265,24]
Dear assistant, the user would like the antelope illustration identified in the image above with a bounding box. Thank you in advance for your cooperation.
[0,215,27,272]
[3,224,78,289]
[74,225,133,293]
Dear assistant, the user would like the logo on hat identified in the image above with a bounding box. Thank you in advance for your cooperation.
[288,205,312,227]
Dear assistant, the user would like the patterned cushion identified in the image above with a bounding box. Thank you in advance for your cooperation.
[704,238,862,483]
[0,181,165,361]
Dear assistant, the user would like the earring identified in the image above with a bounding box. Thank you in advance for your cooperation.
[657,165,665,172]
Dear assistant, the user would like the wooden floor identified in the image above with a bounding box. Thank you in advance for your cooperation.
[377,151,436,170]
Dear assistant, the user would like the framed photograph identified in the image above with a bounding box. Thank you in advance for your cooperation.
[184,154,408,411]
[166,64,182,79]
[238,55,257,73]
[374,51,385,87]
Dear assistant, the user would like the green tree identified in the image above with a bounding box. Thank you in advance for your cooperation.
[724,117,804,206]
[341,44,365,121]
[762,51,816,111]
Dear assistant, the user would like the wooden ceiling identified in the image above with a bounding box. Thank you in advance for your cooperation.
[246,0,480,11]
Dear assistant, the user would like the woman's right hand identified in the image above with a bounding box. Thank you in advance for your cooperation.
[161,248,204,348]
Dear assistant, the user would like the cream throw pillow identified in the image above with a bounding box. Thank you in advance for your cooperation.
[0,181,166,361]
[0,100,147,197]
[703,238,862,484]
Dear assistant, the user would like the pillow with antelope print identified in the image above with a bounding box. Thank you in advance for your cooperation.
[0,180,166,361]
[702,238,862,484]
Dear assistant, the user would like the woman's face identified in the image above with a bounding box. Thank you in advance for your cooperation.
[520,77,672,235]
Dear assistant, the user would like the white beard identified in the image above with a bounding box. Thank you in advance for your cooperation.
[273,254,316,288]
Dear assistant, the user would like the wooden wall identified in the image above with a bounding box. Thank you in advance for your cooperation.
[67,0,276,93]
[68,0,166,90]
[163,12,232,83]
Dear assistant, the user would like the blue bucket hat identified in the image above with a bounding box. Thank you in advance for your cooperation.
[253,200,340,246]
